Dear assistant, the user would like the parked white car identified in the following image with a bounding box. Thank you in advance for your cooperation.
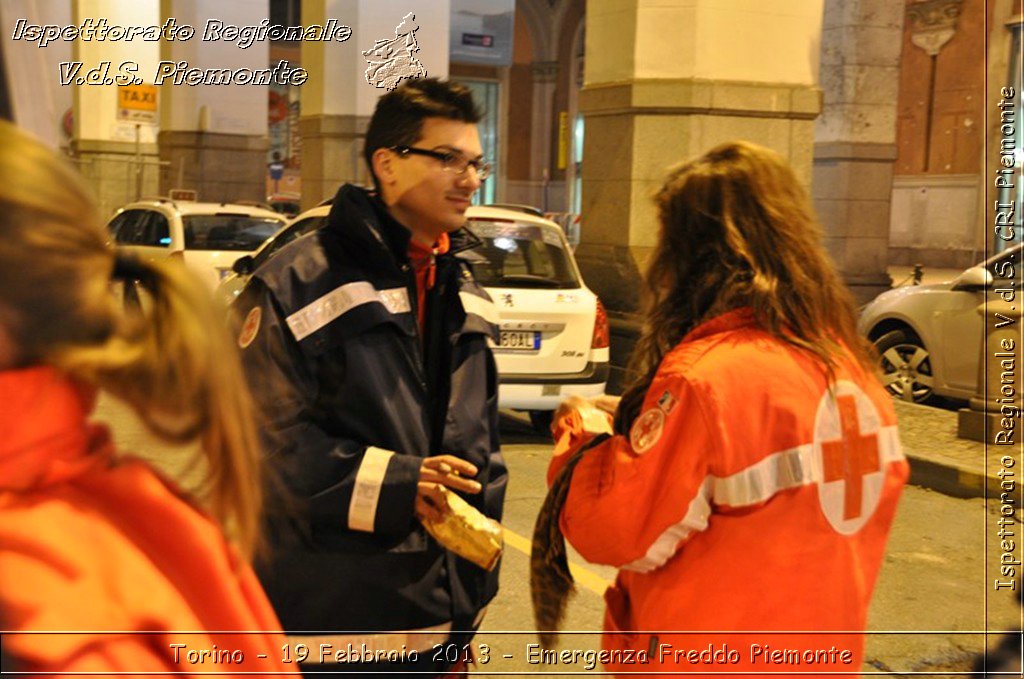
[217,203,610,429]
[858,243,1022,403]
[107,199,286,291]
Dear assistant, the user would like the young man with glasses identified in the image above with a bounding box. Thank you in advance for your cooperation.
[234,78,506,675]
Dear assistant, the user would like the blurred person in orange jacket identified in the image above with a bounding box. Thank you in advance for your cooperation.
[535,141,909,677]
[0,120,295,675]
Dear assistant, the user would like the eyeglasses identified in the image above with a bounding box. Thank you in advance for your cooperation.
[391,145,492,181]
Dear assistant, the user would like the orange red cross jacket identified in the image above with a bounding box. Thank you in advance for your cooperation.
[549,309,909,676]
[0,367,295,676]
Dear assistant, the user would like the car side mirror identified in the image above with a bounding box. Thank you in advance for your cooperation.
[232,255,255,276]
[950,266,992,291]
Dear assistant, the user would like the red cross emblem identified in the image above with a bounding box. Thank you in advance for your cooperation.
[630,408,665,454]
[821,395,881,520]
[237,307,262,349]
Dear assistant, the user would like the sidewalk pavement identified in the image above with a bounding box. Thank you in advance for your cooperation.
[892,399,1009,499]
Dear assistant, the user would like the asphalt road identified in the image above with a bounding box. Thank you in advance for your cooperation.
[95,397,1021,676]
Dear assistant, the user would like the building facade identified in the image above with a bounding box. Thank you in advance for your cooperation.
[1,0,1019,304]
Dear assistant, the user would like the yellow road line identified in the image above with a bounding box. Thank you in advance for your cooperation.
[502,527,612,596]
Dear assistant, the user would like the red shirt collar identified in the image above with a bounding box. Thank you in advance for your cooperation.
[407,232,450,264]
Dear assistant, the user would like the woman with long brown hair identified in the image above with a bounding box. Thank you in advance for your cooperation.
[534,141,908,675]
[0,121,294,674]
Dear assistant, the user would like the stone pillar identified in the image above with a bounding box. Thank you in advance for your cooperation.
[528,60,558,207]
[813,0,906,303]
[299,0,450,208]
[157,0,270,203]
[576,0,825,318]
[69,1,162,220]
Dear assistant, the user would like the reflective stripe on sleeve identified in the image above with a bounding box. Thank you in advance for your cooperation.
[348,446,394,532]
[459,291,499,325]
[622,478,713,573]
[286,283,410,341]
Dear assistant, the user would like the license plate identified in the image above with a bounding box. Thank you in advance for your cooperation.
[499,331,540,350]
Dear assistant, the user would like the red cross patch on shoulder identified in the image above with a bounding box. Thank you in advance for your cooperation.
[630,408,665,454]
[237,307,262,349]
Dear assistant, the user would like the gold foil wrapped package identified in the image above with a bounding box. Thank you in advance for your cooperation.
[420,486,503,571]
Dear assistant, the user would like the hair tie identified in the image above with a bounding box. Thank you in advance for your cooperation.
[111,253,153,283]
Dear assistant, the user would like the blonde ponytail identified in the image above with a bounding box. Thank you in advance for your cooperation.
[53,259,265,559]
[0,120,264,561]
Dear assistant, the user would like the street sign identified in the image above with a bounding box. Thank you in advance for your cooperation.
[117,84,158,124]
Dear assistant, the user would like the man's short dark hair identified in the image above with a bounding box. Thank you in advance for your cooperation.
[363,78,483,188]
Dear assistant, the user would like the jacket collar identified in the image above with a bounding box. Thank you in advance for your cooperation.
[0,366,108,492]
[681,307,757,343]
[325,184,409,274]
[325,184,481,271]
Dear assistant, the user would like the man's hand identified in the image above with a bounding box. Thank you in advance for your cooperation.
[416,455,481,522]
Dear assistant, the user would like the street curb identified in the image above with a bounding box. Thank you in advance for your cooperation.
[889,400,1002,501]
[904,452,992,500]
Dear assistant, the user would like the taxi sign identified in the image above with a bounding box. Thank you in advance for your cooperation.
[169,189,197,201]
[117,84,158,123]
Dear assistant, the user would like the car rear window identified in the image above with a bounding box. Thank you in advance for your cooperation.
[255,215,327,267]
[465,219,580,289]
[183,214,283,251]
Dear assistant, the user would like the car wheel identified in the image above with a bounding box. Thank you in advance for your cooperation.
[528,409,554,434]
[874,329,935,403]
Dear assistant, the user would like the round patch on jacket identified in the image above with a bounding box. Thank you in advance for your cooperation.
[237,307,262,349]
[814,380,889,535]
[630,408,665,454]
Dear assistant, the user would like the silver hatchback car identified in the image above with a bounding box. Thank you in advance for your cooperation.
[858,243,1021,403]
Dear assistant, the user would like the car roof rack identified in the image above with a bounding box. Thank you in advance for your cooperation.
[484,203,544,217]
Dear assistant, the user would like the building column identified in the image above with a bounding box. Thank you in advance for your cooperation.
[576,0,825,318]
[813,0,906,303]
[525,60,558,207]
[69,1,161,220]
[156,1,271,203]
[299,0,450,208]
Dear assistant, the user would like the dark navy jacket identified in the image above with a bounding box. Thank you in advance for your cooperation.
[234,184,507,632]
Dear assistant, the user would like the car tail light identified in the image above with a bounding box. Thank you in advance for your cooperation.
[592,298,610,349]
